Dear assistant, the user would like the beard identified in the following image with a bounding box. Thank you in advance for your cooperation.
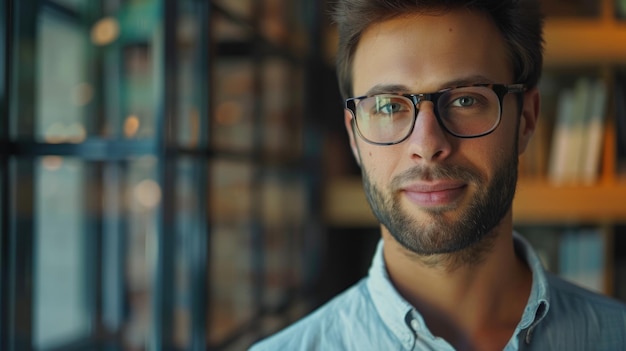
[361,148,518,268]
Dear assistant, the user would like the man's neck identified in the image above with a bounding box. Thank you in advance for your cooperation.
[381,217,532,351]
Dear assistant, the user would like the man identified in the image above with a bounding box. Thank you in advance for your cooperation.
[250,0,626,350]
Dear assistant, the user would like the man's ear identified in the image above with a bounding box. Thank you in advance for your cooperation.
[518,87,540,155]
[344,109,362,167]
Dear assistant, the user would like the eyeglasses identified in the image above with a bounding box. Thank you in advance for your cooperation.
[345,83,526,145]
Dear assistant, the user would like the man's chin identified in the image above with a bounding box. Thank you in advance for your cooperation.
[386,220,471,255]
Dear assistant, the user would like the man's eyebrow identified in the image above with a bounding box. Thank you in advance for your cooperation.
[363,84,411,97]
[361,75,497,97]
[442,75,496,88]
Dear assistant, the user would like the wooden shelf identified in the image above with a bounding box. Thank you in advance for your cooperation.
[542,0,626,66]
[323,177,626,227]
[514,179,626,223]
[324,177,376,228]
[544,19,626,67]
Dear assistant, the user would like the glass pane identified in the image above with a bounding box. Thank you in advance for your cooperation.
[34,157,90,349]
[288,0,312,55]
[33,1,166,141]
[120,43,157,139]
[124,156,160,349]
[212,58,256,151]
[260,170,290,308]
[115,0,160,140]
[209,159,255,344]
[174,229,191,349]
[212,12,256,152]
[281,176,310,288]
[177,1,207,147]
[36,11,89,143]
[261,57,302,157]
[101,163,125,333]
[260,0,288,45]
[173,157,206,348]
[176,157,206,239]
[260,172,314,337]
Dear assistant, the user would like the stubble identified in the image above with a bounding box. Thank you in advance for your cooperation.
[361,150,518,271]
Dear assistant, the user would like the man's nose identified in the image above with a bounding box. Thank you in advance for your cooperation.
[404,103,453,162]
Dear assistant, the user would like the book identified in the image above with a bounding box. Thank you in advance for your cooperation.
[617,0,626,19]
[547,76,604,185]
[558,227,605,293]
[520,225,607,293]
[548,88,576,184]
[580,79,608,184]
[568,78,593,183]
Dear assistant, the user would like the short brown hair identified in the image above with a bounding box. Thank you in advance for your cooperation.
[331,0,544,99]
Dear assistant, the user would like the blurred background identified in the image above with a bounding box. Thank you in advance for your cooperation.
[1,0,626,350]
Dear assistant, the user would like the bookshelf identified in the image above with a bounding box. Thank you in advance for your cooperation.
[323,0,626,300]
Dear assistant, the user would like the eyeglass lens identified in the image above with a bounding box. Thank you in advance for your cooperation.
[354,86,501,143]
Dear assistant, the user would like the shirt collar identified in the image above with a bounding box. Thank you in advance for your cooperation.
[366,240,417,346]
[512,231,550,342]
[366,232,551,345]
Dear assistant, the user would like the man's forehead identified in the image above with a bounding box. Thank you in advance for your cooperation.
[361,75,500,96]
[352,10,512,96]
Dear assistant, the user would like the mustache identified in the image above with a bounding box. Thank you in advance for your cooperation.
[390,164,482,189]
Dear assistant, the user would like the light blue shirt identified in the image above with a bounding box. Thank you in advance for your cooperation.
[250,233,626,350]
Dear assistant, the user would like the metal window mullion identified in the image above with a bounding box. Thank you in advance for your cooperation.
[77,1,106,344]
[188,0,210,349]
[101,161,125,350]
[10,160,35,351]
[0,0,12,345]
[6,0,39,350]
[250,31,266,334]
[86,162,104,347]
[151,0,177,349]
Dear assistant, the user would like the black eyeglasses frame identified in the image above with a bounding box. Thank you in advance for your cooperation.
[345,83,527,145]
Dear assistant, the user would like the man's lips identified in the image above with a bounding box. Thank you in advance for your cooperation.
[400,181,467,207]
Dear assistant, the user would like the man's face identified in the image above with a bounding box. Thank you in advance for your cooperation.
[346,10,537,257]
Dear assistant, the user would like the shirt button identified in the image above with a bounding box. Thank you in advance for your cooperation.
[410,319,420,331]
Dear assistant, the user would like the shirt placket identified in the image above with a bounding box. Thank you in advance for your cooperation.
[406,310,456,351]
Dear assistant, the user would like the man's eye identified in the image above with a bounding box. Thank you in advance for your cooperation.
[450,96,476,107]
[376,102,403,114]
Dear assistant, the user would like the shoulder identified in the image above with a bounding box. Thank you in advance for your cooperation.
[547,272,626,317]
[249,279,377,351]
[538,272,626,347]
